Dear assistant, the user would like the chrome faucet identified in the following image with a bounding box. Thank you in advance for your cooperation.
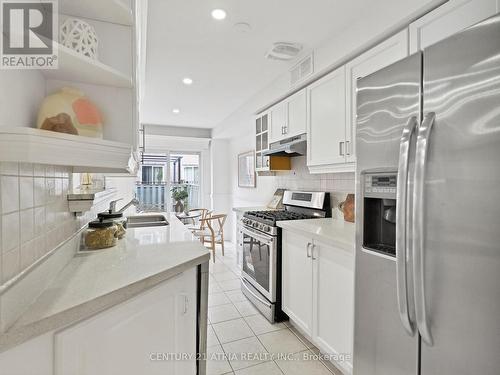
[108,198,140,214]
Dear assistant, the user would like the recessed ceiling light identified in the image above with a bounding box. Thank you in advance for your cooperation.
[211,9,226,20]
[182,77,193,85]
[172,108,180,114]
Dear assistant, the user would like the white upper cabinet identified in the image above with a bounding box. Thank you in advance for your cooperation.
[286,89,307,138]
[307,66,347,171]
[409,0,500,53]
[269,88,307,143]
[270,101,288,143]
[345,30,409,164]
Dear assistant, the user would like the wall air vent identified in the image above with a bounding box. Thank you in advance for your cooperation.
[290,53,314,86]
[265,42,302,61]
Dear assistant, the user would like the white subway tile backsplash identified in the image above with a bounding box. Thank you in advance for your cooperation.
[0,162,134,289]
[2,248,20,283]
[0,162,19,176]
[19,177,34,210]
[45,178,55,203]
[55,178,62,198]
[34,177,46,207]
[2,212,19,253]
[272,156,355,197]
[1,176,19,214]
[45,165,55,178]
[34,207,46,237]
[20,209,34,244]
[19,163,33,177]
[33,164,45,177]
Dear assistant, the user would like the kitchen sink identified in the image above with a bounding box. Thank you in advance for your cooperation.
[126,215,169,228]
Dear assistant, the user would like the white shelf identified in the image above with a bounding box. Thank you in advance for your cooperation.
[42,44,133,88]
[68,187,117,214]
[59,0,133,26]
[0,127,137,173]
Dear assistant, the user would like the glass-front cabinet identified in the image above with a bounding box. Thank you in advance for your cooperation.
[255,112,270,171]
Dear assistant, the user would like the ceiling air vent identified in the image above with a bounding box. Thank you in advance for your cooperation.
[265,42,302,61]
[290,53,314,86]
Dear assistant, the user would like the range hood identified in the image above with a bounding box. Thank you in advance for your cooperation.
[262,133,307,157]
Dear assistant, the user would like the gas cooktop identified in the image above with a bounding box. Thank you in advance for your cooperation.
[243,210,313,226]
[241,191,331,236]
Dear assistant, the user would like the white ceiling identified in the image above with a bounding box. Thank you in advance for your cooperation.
[142,0,376,128]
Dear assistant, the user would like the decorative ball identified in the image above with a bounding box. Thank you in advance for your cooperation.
[60,18,99,60]
[37,87,104,138]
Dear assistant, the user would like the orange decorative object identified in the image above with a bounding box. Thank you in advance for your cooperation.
[339,194,355,223]
[73,98,103,125]
[37,87,103,138]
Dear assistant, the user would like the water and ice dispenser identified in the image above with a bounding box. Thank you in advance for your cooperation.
[362,173,397,257]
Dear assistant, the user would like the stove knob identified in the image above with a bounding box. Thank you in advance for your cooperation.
[264,226,270,232]
[253,222,258,228]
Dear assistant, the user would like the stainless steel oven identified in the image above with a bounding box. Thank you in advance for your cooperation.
[240,226,277,300]
[240,226,277,320]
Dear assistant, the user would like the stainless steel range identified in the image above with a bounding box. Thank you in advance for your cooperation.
[239,190,331,322]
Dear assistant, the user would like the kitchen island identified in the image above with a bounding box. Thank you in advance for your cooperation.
[0,213,210,375]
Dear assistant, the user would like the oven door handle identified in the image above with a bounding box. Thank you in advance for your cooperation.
[241,278,272,308]
[242,227,274,244]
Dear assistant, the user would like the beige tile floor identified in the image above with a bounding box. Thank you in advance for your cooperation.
[206,242,343,375]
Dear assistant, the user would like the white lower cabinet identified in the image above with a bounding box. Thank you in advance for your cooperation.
[0,269,198,375]
[282,230,354,374]
[281,231,314,335]
[312,240,354,374]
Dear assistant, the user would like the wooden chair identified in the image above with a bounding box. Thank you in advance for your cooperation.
[186,208,211,231]
[192,214,227,262]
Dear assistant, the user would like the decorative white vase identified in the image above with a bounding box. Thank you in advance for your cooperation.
[60,18,99,60]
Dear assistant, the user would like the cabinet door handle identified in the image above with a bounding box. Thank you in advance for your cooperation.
[306,242,312,258]
[339,141,345,156]
[311,244,317,260]
[284,126,287,134]
[179,294,189,315]
[345,141,350,156]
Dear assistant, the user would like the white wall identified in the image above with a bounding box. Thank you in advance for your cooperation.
[0,71,45,128]
[212,0,444,242]
[210,139,232,219]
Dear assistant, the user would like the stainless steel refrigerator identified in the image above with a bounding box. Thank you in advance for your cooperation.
[354,14,500,375]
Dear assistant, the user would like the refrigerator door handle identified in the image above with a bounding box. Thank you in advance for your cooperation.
[396,115,418,337]
[412,111,436,346]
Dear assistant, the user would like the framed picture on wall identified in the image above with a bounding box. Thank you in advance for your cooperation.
[238,151,256,188]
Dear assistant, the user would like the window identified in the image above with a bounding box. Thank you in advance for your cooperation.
[141,165,164,184]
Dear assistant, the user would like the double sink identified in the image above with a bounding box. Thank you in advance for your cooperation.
[126,214,169,228]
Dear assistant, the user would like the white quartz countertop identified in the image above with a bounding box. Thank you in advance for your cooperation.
[0,214,210,352]
[277,218,355,252]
